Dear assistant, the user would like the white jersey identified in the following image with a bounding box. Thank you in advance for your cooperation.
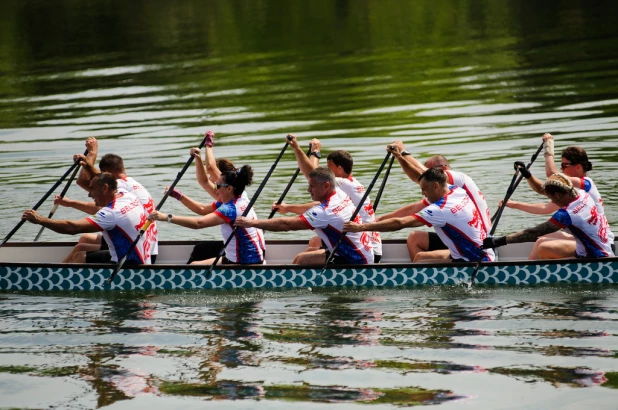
[336,176,382,256]
[446,170,492,232]
[580,176,605,214]
[300,188,374,264]
[86,190,153,264]
[414,186,495,262]
[550,191,614,258]
[116,176,158,256]
[212,196,265,264]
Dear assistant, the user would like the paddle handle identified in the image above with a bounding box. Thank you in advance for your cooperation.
[107,132,211,284]
[268,144,313,219]
[1,149,88,248]
[209,140,290,272]
[320,151,392,274]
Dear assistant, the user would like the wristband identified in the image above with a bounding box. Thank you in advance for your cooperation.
[543,139,554,157]
[169,188,183,201]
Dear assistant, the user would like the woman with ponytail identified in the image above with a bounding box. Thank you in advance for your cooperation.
[500,133,611,259]
[149,165,266,265]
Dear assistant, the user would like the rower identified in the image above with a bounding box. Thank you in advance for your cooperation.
[148,165,265,266]
[54,137,158,264]
[23,173,153,265]
[344,166,494,264]
[235,166,374,265]
[483,172,615,258]
[500,133,611,260]
[376,142,492,263]
[269,134,382,262]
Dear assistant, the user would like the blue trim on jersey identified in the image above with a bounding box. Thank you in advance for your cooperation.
[551,209,572,228]
[322,225,368,264]
[442,224,490,262]
[568,225,609,258]
[109,228,143,264]
[583,178,592,192]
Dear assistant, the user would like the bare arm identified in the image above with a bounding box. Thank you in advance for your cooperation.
[389,142,426,184]
[503,200,559,215]
[287,134,316,180]
[542,133,559,177]
[22,211,99,235]
[344,215,423,233]
[54,196,101,215]
[149,210,224,229]
[76,137,100,191]
[178,195,215,216]
[272,201,319,215]
[506,220,561,244]
[376,200,425,221]
[192,148,217,199]
[235,216,308,231]
[525,174,546,196]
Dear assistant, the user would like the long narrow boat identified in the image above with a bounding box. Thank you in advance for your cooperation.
[1,239,617,291]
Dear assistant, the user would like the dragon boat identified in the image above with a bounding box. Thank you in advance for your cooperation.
[0,240,617,291]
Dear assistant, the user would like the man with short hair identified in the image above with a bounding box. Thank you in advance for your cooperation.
[270,135,382,262]
[55,137,158,263]
[379,143,491,262]
[23,173,153,265]
[345,167,495,263]
[235,166,373,265]
[483,173,614,258]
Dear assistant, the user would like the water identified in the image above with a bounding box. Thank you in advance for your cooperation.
[1,0,618,407]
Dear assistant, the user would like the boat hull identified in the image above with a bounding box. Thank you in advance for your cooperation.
[2,259,617,291]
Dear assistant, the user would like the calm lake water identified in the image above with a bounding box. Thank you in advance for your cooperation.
[1,0,618,408]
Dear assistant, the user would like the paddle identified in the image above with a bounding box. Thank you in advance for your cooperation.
[267,143,313,219]
[469,142,544,286]
[34,157,85,241]
[208,138,291,273]
[319,151,392,276]
[372,156,394,213]
[490,142,544,223]
[0,149,89,248]
[106,132,212,284]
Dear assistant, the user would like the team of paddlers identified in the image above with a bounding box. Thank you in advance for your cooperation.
[19,131,615,266]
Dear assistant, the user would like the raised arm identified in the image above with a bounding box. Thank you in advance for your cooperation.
[287,134,317,180]
[515,161,546,196]
[76,137,100,191]
[388,142,426,184]
[542,133,559,177]
[166,186,215,215]
[191,147,217,199]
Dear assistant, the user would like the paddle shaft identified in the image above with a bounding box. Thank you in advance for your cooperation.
[34,156,85,241]
[372,156,394,213]
[320,151,392,275]
[267,144,313,219]
[106,134,210,283]
[490,142,545,224]
[209,140,290,273]
[1,149,89,248]
[470,141,544,285]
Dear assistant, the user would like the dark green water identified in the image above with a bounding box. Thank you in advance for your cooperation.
[1,0,618,408]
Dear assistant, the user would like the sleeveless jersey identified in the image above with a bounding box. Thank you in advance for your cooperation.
[550,191,615,258]
[117,176,158,256]
[299,188,374,264]
[414,186,495,262]
[86,190,153,264]
[212,196,265,264]
[336,176,382,256]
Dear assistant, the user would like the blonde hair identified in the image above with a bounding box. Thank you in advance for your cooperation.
[543,173,577,199]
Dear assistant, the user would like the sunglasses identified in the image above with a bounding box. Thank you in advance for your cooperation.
[216,183,230,190]
[560,162,575,169]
